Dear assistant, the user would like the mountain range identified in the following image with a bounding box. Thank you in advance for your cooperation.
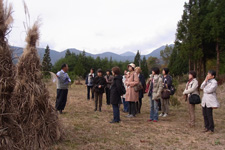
[11,44,174,64]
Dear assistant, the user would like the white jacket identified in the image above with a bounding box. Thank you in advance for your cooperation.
[183,78,199,97]
[200,79,220,108]
[122,75,127,99]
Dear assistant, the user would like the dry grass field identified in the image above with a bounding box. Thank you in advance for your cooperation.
[48,81,225,150]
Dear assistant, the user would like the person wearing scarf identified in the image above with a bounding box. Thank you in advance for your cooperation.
[183,71,199,128]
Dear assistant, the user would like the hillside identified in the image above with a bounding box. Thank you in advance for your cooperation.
[11,44,174,64]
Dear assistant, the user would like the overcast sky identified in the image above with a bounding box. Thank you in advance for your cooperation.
[7,0,187,55]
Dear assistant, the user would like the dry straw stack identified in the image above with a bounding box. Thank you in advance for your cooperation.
[0,0,15,149]
[0,1,62,149]
[9,21,62,149]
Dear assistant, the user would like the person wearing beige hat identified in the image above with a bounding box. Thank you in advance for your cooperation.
[125,63,139,118]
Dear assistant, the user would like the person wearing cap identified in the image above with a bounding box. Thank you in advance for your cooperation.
[93,69,106,112]
[104,70,114,105]
[125,63,139,118]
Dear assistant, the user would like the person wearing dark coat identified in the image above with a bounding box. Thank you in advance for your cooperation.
[110,67,125,123]
[85,68,95,100]
[93,69,106,112]
[104,70,114,105]
[135,67,146,113]
[159,68,172,118]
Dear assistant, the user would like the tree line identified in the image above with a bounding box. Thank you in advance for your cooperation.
[167,0,225,78]
[41,46,164,82]
[42,0,225,81]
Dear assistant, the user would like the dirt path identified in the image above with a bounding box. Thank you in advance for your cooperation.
[49,82,225,150]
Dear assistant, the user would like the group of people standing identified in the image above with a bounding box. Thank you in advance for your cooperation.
[183,70,220,133]
[55,63,220,133]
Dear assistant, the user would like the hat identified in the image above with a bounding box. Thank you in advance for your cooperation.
[97,69,103,73]
[128,63,135,69]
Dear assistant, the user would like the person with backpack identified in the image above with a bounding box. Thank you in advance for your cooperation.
[147,67,163,122]
[201,70,220,134]
[85,68,95,100]
[110,67,125,123]
[104,70,114,105]
[93,69,106,112]
[125,63,139,118]
[135,67,146,114]
[159,68,172,118]
[183,71,199,128]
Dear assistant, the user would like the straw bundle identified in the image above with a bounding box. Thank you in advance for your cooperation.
[0,0,15,149]
[10,22,62,150]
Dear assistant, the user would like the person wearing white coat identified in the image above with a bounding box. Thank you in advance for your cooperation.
[201,70,219,133]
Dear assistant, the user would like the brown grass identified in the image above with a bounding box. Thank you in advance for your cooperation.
[48,81,225,150]
[0,0,15,149]
[8,22,62,150]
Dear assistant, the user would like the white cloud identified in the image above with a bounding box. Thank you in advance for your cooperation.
[7,0,188,54]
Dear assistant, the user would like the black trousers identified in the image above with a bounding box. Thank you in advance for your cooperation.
[56,89,68,111]
[136,98,143,113]
[105,88,110,105]
[87,86,94,99]
[129,102,136,116]
[202,106,214,132]
[112,104,120,122]
[158,99,161,111]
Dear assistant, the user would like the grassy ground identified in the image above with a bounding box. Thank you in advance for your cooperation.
[48,81,225,150]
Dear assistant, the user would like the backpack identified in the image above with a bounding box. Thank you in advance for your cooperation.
[169,85,176,95]
[168,76,176,95]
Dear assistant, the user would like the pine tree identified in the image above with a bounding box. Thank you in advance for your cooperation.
[160,45,173,66]
[141,56,149,79]
[65,49,72,57]
[147,56,160,70]
[168,46,188,76]
[208,0,225,76]
[109,56,113,69]
[134,50,141,67]
[42,45,52,72]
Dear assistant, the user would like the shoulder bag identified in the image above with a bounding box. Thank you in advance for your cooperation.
[133,74,143,92]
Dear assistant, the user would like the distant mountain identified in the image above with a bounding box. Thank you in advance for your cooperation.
[144,44,174,59]
[11,44,174,64]
[11,46,63,64]
[120,51,136,57]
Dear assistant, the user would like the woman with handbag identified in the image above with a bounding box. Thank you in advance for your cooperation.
[200,70,219,134]
[183,71,199,128]
[159,68,172,118]
[147,67,163,122]
[135,67,146,114]
[125,63,139,118]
